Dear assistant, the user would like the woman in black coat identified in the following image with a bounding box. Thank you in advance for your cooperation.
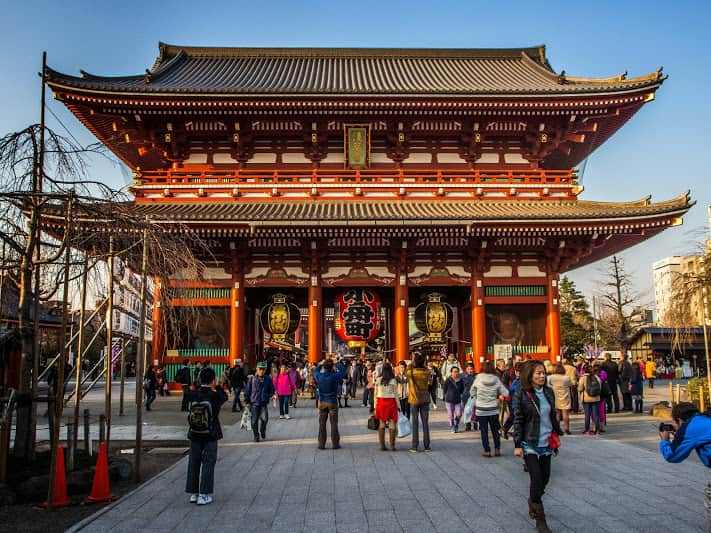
[513,360,563,533]
[630,361,644,413]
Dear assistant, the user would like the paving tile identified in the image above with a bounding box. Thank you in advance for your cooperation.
[67,397,708,533]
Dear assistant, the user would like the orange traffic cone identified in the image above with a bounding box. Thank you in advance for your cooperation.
[86,442,113,503]
[43,445,70,508]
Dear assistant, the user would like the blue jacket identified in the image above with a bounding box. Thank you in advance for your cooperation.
[244,374,275,406]
[660,413,711,468]
[313,362,346,403]
[509,378,521,413]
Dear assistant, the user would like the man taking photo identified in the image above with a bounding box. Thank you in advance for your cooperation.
[659,402,711,527]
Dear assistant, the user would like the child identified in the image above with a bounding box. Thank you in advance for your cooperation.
[442,366,464,433]
[185,367,228,505]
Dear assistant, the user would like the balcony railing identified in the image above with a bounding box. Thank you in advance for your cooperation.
[137,168,576,187]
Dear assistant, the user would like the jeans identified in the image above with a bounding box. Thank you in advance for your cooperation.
[583,401,600,432]
[349,380,357,399]
[279,395,290,416]
[317,401,339,448]
[445,401,462,428]
[145,388,156,410]
[605,381,620,413]
[399,398,410,419]
[250,404,269,439]
[186,439,217,495]
[478,414,501,452]
[290,389,298,407]
[181,385,190,411]
[524,452,552,503]
[365,389,374,413]
[410,402,430,449]
[429,387,437,407]
[232,386,243,411]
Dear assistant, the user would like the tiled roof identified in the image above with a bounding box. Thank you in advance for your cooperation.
[130,195,691,225]
[46,43,665,96]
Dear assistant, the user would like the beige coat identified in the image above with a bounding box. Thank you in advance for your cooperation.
[549,374,572,410]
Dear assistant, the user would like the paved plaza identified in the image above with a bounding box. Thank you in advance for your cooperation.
[68,391,707,533]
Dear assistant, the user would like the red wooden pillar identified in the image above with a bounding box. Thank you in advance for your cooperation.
[230,273,245,365]
[471,273,486,372]
[151,276,165,363]
[308,283,323,363]
[394,272,409,364]
[546,273,561,363]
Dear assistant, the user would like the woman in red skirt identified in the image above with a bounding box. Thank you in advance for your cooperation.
[374,363,399,451]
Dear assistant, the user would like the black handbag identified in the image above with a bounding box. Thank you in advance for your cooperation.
[367,415,379,430]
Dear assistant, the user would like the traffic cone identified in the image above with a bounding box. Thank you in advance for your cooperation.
[86,442,113,503]
[43,446,70,508]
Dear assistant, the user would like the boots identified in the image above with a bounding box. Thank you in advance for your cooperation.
[528,500,551,533]
[389,425,397,451]
[378,427,386,451]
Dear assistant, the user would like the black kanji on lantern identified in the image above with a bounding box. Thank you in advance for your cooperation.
[342,289,375,339]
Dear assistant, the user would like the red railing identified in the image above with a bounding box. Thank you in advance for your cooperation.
[137,168,576,187]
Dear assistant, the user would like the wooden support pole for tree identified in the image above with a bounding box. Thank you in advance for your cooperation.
[70,253,89,467]
[46,207,72,510]
[66,422,75,471]
[676,384,682,405]
[134,226,149,483]
[99,414,106,443]
[83,409,90,453]
[669,381,674,405]
[105,237,114,448]
[119,337,126,416]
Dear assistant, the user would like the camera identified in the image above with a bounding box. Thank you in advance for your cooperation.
[659,422,675,433]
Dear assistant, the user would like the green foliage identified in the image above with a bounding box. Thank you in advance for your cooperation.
[687,377,710,408]
[559,276,593,356]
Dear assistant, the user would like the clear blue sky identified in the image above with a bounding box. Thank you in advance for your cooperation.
[1,0,709,307]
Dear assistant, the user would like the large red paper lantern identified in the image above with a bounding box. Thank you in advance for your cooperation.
[334,289,381,348]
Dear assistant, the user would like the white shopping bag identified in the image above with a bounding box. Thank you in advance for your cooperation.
[240,409,251,430]
[463,397,476,421]
[397,410,411,438]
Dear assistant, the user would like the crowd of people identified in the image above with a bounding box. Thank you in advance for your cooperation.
[158,350,706,531]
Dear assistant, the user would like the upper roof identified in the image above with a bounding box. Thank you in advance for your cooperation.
[46,43,665,97]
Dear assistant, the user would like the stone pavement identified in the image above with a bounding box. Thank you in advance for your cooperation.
[68,395,706,533]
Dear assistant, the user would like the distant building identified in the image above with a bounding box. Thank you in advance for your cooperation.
[111,256,153,351]
[653,210,711,327]
[653,256,682,325]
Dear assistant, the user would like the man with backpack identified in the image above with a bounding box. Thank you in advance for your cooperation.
[185,367,228,506]
[244,361,275,442]
[229,359,246,412]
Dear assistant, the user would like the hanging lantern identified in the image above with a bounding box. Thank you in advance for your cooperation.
[334,289,381,348]
[260,293,301,340]
[414,292,454,343]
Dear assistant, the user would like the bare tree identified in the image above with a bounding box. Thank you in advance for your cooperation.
[596,255,639,352]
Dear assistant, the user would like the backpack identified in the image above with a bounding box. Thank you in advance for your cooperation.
[600,379,612,398]
[188,399,214,436]
[587,375,601,397]
[175,367,188,385]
